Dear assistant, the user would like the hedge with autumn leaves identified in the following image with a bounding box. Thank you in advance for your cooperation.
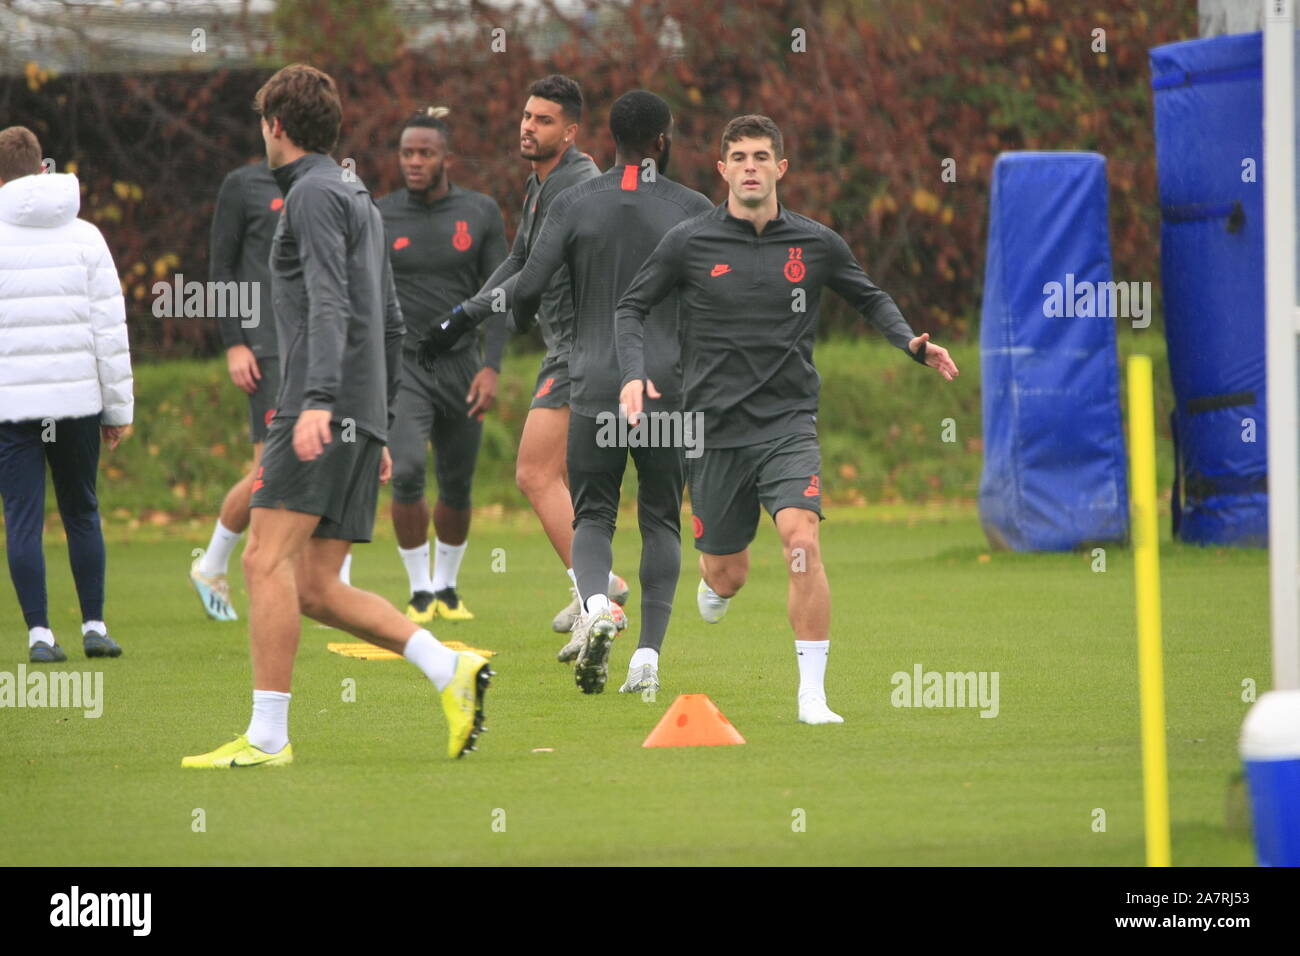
[0,0,1193,359]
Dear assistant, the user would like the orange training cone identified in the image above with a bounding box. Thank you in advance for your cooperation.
[642,694,746,748]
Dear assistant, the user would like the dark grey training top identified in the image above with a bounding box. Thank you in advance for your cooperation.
[269,152,404,441]
[506,163,713,417]
[616,203,925,448]
[209,159,281,357]
[375,184,509,369]
[459,145,600,360]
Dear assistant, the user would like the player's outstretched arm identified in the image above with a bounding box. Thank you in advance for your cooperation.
[456,217,529,325]
[478,202,511,374]
[908,332,959,381]
[511,191,575,332]
[415,304,474,371]
[825,229,956,378]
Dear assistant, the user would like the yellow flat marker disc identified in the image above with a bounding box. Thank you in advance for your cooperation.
[326,641,496,660]
[326,642,402,660]
[442,640,497,657]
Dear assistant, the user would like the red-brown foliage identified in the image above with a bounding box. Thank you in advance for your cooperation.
[0,0,1194,357]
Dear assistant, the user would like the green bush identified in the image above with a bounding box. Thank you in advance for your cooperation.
[64,331,1172,520]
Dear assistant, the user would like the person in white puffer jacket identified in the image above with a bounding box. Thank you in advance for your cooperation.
[0,125,133,663]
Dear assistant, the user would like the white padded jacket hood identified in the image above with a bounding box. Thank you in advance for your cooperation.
[0,172,133,425]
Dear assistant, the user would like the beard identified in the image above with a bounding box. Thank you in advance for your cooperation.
[521,140,561,162]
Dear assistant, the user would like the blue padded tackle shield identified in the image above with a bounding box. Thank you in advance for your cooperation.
[979,151,1130,551]
[1151,32,1268,547]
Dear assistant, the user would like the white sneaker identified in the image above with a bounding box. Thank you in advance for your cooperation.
[798,696,844,725]
[190,557,238,622]
[557,616,588,662]
[574,610,618,695]
[696,579,730,624]
[619,662,660,694]
[552,587,582,634]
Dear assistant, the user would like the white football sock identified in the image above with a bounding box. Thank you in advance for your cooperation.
[630,647,659,669]
[29,626,54,648]
[584,593,611,616]
[431,538,467,592]
[246,689,291,753]
[198,520,243,576]
[795,640,830,701]
[566,567,582,602]
[82,620,106,636]
[399,543,432,594]
[608,570,621,590]
[338,552,352,585]
[404,629,459,691]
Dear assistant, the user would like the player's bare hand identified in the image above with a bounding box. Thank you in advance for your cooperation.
[379,446,393,485]
[101,424,128,451]
[466,367,499,421]
[910,333,959,382]
[226,344,261,395]
[293,409,333,461]
[620,378,659,426]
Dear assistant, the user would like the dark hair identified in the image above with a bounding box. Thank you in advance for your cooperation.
[0,125,42,180]
[403,105,452,147]
[609,91,671,151]
[720,114,783,159]
[253,64,342,153]
[527,74,583,123]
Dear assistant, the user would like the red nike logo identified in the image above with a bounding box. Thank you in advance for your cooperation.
[710,264,731,277]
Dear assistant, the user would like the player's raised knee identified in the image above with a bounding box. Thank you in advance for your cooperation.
[297,579,331,620]
[706,561,748,597]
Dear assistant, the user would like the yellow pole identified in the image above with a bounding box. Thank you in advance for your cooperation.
[1128,354,1171,867]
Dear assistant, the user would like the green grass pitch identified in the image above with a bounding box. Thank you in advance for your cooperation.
[0,505,1265,865]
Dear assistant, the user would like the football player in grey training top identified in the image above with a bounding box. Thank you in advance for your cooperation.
[420,90,712,696]
[191,154,282,622]
[183,64,492,769]
[617,114,959,726]
[442,75,631,637]
[376,106,509,625]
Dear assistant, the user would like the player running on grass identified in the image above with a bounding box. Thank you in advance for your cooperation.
[616,115,958,724]
[376,107,509,624]
[183,65,491,768]
[188,155,281,621]
[191,146,357,622]
[449,75,631,634]
[420,91,711,694]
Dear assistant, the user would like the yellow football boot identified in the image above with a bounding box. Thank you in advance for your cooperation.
[432,587,474,621]
[181,734,293,769]
[440,652,492,758]
[406,590,437,624]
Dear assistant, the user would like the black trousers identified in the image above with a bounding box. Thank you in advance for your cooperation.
[567,412,683,652]
[0,415,106,630]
